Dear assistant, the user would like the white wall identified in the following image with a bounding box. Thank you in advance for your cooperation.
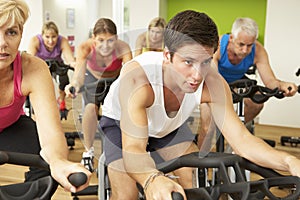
[128,0,160,30]
[124,0,165,51]
[19,0,43,51]
[42,0,97,50]
[21,0,166,54]
[259,0,300,128]
[21,0,102,54]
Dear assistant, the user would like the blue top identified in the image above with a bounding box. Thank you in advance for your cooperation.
[218,34,256,83]
[35,34,63,62]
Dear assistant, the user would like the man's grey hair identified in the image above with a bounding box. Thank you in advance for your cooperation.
[231,17,259,39]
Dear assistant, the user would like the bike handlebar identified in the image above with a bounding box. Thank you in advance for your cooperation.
[172,192,184,200]
[0,151,88,199]
[45,59,74,76]
[156,152,300,200]
[296,68,300,77]
[229,79,296,104]
[69,77,116,98]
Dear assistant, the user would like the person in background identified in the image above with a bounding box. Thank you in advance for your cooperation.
[0,0,91,197]
[27,21,75,114]
[134,17,166,57]
[98,10,300,200]
[198,17,297,148]
[65,18,132,172]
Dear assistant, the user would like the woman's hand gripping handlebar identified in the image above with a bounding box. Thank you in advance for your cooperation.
[0,151,89,200]
[66,77,116,99]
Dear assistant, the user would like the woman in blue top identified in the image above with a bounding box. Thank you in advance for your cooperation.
[28,21,75,113]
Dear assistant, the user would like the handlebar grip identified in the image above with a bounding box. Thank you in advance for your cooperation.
[296,68,300,76]
[0,151,9,165]
[68,172,88,187]
[172,192,184,200]
[69,86,76,95]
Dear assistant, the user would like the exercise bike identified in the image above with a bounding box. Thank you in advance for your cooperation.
[213,79,299,184]
[66,77,116,199]
[23,59,74,120]
[0,150,87,200]
[154,151,300,200]
[94,145,300,200]
[46,59,74,121]
[66,77,117,150]
[74,79,300,200]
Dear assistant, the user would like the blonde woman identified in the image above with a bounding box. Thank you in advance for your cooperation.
[28,21,75,113]
[134,17,166,57]
[0,0,91,197]
[65,18,132,172]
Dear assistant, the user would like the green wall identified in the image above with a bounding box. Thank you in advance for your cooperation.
[166,0,267,44]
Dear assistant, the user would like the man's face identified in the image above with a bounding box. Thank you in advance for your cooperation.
[231,31,255,59]
[166,43,214,93]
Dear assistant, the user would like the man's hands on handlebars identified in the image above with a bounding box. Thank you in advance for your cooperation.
[144,175,186,200]
[285,156,300,178]
[277,80,298,96]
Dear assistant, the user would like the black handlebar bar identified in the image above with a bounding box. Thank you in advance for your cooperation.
[172,192,184,200]
[296,68,300,77]
[156,152,300,200]
[0,151,88,200]
[228,79,295,104]
[69,77,116,98]
[45,59,74,76]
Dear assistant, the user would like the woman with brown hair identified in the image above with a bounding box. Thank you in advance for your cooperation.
[65,18,132,172]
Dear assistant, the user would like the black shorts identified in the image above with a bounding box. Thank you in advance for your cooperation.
[82,70,114,107]
[99,116,196,165]
[52,72,70,91]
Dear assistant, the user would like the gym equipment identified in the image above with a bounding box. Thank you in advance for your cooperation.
[94,151,300,200]
[23,59,74,120]
[65,131,80,150]
[45,59,74,120]
[203,79,299,195]
[215,78,286,154]
[66,77,116,150]
[281,136,300,147]
[68,78,116,199]
[72,77,300,199]
[0,151,87,200]
[155,151,300,200]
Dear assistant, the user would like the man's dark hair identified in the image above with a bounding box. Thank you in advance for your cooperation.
[164,10,219,59]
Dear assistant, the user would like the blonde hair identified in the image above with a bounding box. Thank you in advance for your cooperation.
[0,0,30,31]
[148,17,166,30]
[42,21,59,35]
[231,17,258,39]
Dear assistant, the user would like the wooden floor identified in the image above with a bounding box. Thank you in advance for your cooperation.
[1,98,300,199]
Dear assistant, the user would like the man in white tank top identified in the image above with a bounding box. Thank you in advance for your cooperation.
[100,10,300,200]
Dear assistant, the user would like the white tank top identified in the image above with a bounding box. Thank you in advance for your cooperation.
[102,51,203,138]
